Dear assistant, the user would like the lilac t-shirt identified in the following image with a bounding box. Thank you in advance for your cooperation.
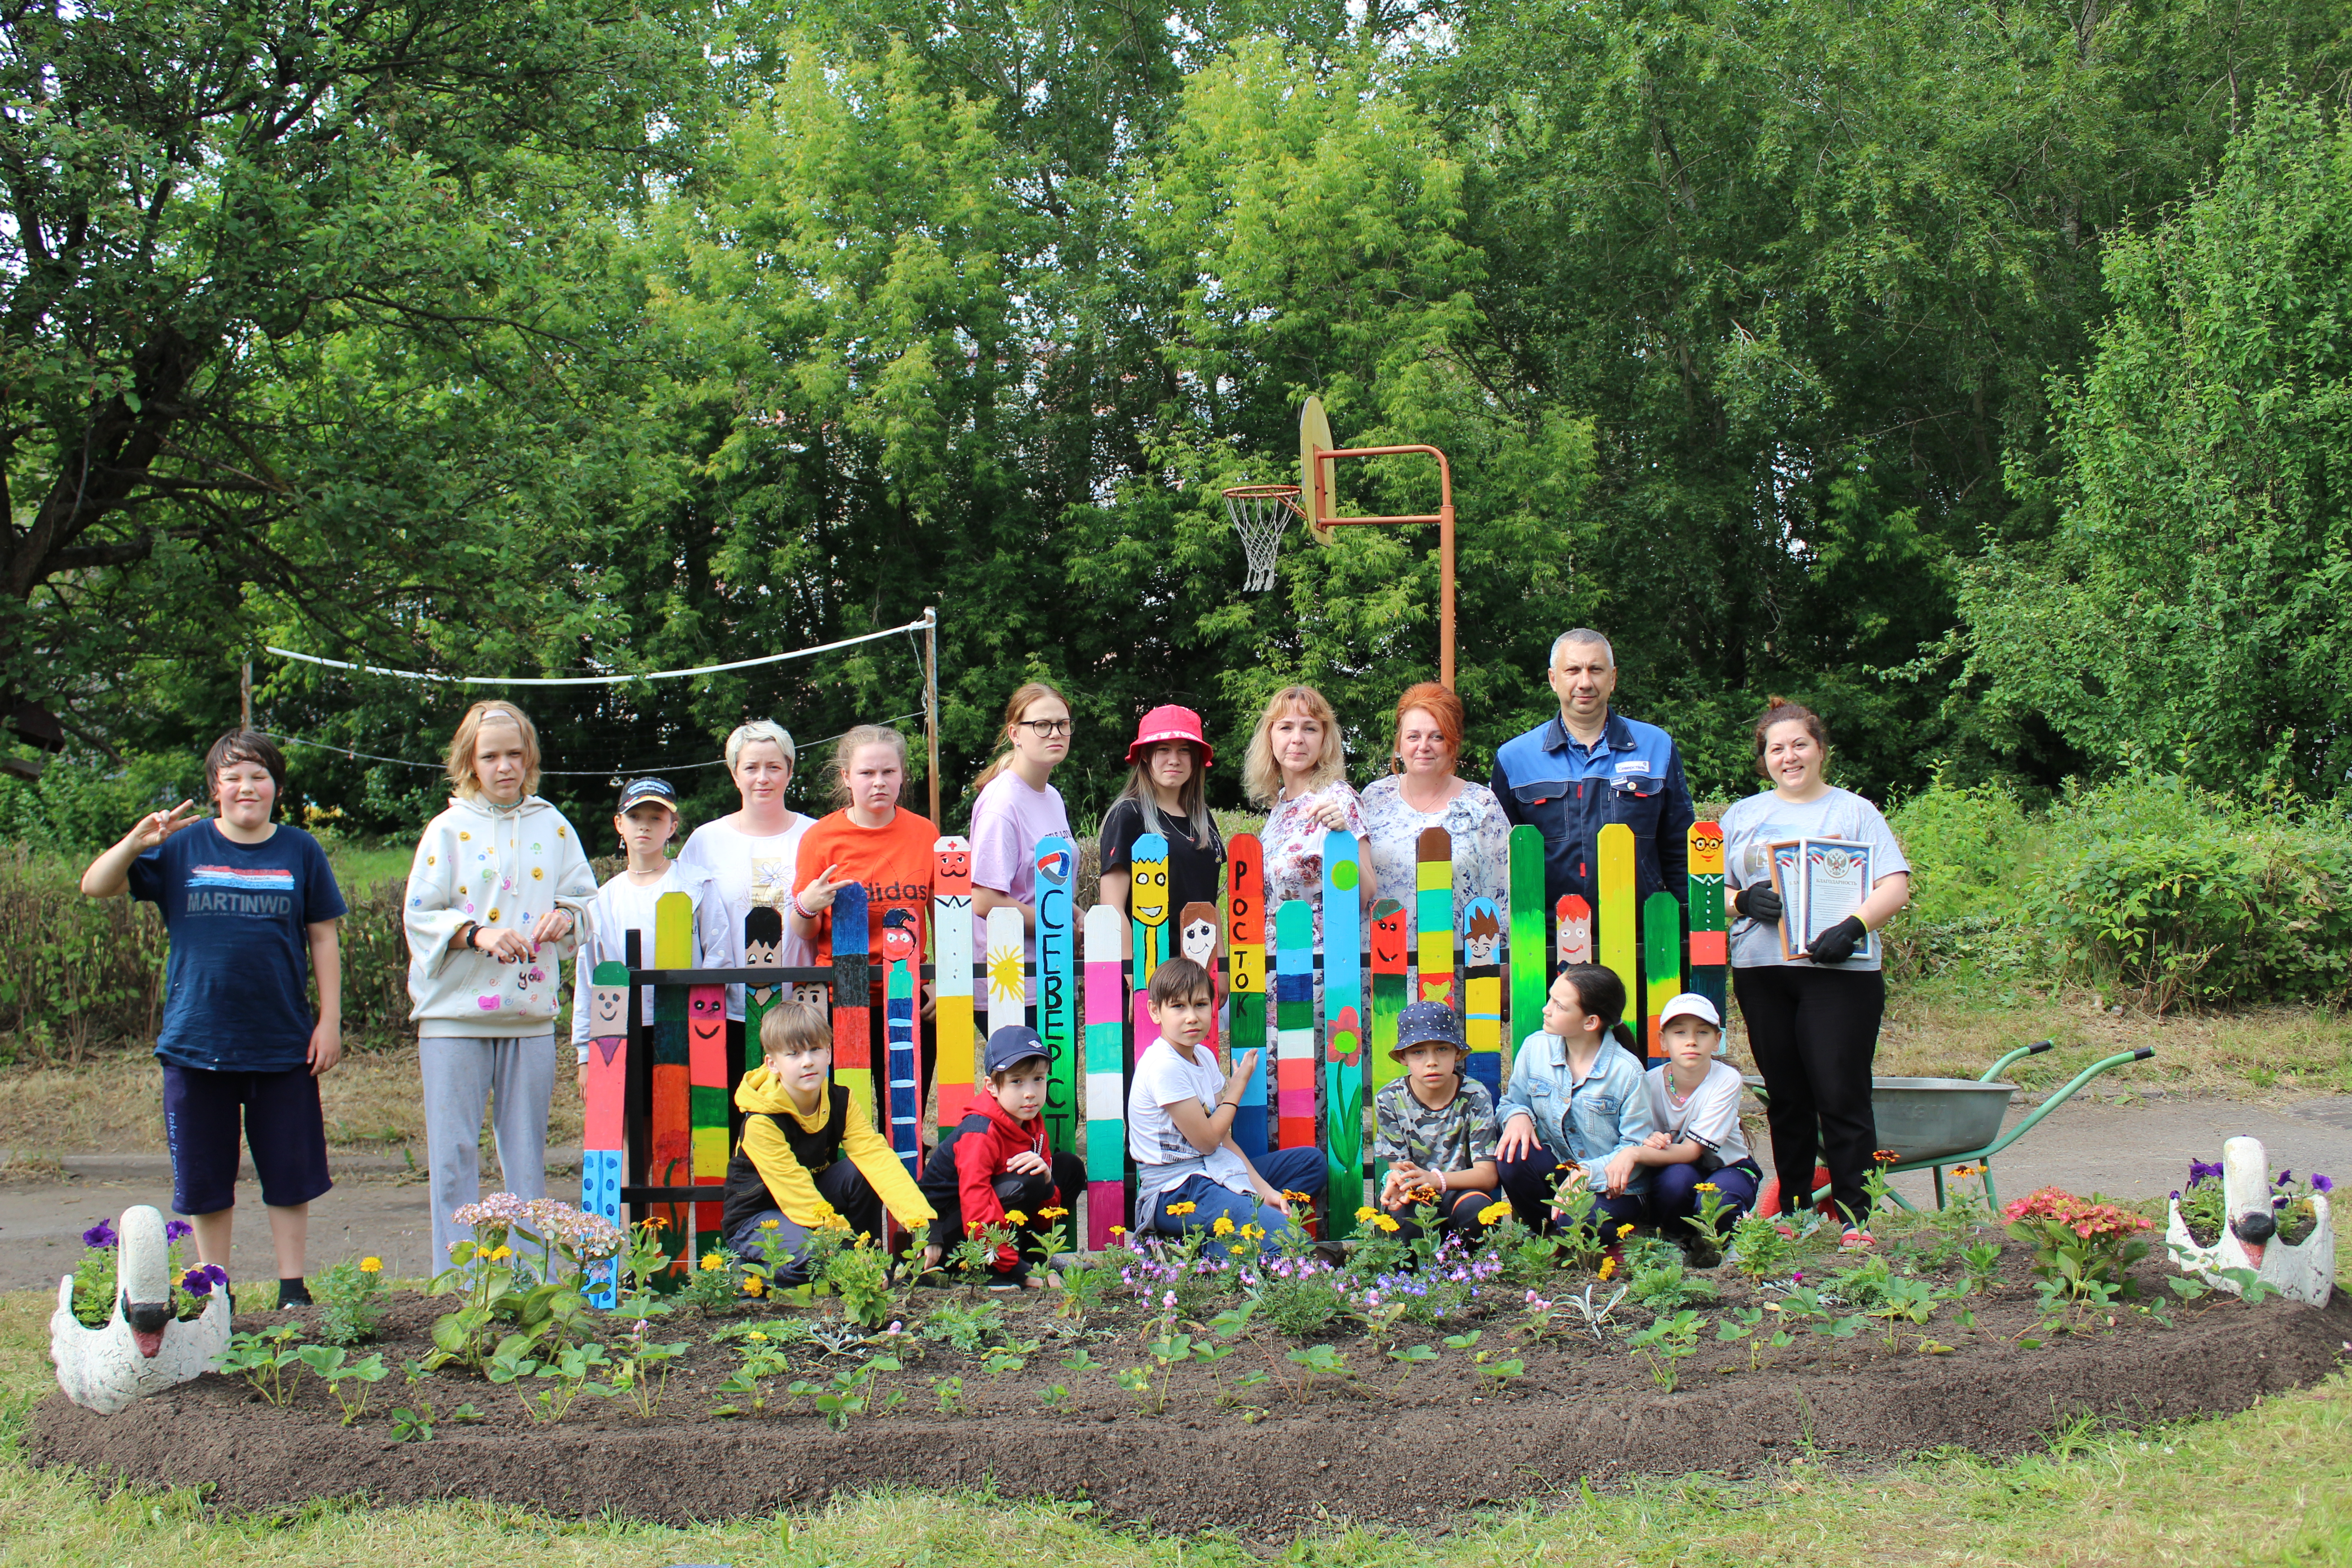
[968,769,1071,970]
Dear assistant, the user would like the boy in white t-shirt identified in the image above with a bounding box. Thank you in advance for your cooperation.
[1628,993,1761,1265]
[1127,956,1327,1253]
[569,778,729,1087]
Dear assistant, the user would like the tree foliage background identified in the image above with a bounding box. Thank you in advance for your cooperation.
[6,0,2350,843]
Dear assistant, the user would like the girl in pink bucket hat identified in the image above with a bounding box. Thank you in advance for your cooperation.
[1100,705,1225,958]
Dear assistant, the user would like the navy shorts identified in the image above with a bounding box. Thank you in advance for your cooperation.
[161,1062,333,1215]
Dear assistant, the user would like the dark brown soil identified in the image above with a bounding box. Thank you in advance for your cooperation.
[29,1250,2352,1536]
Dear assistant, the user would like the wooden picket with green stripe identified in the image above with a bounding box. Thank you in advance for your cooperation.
[1642,889,1681,1057]
[1508,824,1545,1057]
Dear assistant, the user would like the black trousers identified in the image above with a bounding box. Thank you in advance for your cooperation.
[1734,964,1885,1225]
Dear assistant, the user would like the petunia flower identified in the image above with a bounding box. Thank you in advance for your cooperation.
[164,1219,193,1242]
[81,1222,118,1250]
[2313,1174,2334,1193]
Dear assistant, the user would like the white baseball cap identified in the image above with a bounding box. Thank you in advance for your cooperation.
[1657,993,1723,1030]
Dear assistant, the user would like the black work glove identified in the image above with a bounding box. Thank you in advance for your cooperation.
[1805,915,1868,965]
[1733,885,1783,924]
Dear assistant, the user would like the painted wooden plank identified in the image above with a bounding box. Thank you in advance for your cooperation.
[1083,902,1127,1250]
[1687,821,1728,1035]
[1225,834,1269,1157]
[1321,831,1365,1237]
[1274,899,1316,1149]
[1035,836,1078,1154]
[984,905,1024,1042]
[741,905,785,1051]
[650,891,694,1275]
[1415,826,1455,1006]
[882,908,922,1181]
[1508,824,1546,1060]
[688,979,729,1239]
[1367,897,1408,1195]
[931,836,976,1134]
[1177,902,1220,1055]
[1460,896,1504,1101]
[1127,833,1171,1042]
[1642,889,1682,1057]
[581,957,628,1308]
[831,881,873,1137]
[1597,823,1637,1006]
[1556,894,1592,966]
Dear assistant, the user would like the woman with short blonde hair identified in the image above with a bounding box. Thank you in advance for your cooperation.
[677,716,817,1034]
[1246,684,1376,952]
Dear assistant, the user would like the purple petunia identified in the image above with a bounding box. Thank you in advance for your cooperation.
[81,1221,117,1250]
[2277,1169,2293,1185]
[165,1219,192,1242]
[178,1263,229,1297]
[2187,1160,2224,1188]
[2314,1174,2334,1194]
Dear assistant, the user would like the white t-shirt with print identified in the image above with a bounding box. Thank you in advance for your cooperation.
[1127,1038,1253,1210]
[675,813,815,1017]
[1645,1058,1749,1163]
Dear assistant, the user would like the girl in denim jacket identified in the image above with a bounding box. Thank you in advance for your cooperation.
[1494,964,1656,1235]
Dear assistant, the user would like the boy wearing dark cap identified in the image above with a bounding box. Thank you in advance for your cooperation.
[1373,1001,1502,1244]
[917,1025,1084,1287]
[569,778,729,1091]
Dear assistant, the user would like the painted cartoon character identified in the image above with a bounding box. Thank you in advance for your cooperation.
[881,905,919,966]
[688,987,725,1045]
[1369,899,1407,969]
[791,980,828,1013]
[1689,820,1725,876]
[588,977,629,1042]
[933,835,972,888]
[1179,906,1218,967]
[1555,894,1593,966]
[1463,902,1503,968]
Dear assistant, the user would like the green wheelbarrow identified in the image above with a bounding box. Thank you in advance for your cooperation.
[1747,1040,2157,1214]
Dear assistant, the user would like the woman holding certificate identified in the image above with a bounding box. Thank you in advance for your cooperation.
[1720,700,1910,1249]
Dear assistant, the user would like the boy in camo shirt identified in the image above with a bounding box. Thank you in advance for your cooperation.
[1372,1001,1502,1245]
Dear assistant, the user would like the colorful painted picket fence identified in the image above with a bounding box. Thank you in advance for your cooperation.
[1274,901,1315,1149]
[580,958,627,1307]
[1128,833,1170,1042]
[1415,828,1454,1005]
[1688,821,1728,1027]
[1597,823,1637,1006]
[649,891,694,1273]
[1036,835,1078,1153]
[1642,890,1681,1055]
[1322,832,1365,1234]
[1508,825,1546,1055]
[1366,897,1407,1193]
[932,836,977,1133]
[1083,903,1127,1249]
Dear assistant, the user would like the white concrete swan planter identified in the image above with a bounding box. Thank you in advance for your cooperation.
[2165,1137,2334,1308]
[49,1205,232,1415]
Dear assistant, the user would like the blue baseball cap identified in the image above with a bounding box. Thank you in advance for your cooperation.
[984,1025,1049,1075]
[616,777,679,813]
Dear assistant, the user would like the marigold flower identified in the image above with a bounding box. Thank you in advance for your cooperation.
[1478,1200,1513,1226]
[1165,1202,1197,1217]
[1283,1190,1314,1204]
[1597,1256,1617,1281]
[1241,1224,1265,1240]
[359,1257,383,1275]
[1873,1149,1899,1165]
[759,1218,782,1230]
[741,1275,766,1297]
[1374,1215,1401,1233]
[1616,1223,1635,1239]
[1003,1210,1028,1227]
[489,1245,514,1262]
[700,1253,725,1272]
[1355,1205,1379,1224]
[1109,1225,1127,1238]
[1039,1205,1068,1219]
[1212,1216,1236,1236]
[747,1330,769,1342]
[1693,1183,1718,1193]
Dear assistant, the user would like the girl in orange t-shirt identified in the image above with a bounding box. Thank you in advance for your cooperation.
[789,725,938,965]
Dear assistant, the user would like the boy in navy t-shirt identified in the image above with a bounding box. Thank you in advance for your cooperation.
[80,730,346,1308]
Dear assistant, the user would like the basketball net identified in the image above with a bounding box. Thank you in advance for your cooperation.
[1223,484,1303,593]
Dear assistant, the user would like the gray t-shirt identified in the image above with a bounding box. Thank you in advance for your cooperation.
[1719,786,1908,971]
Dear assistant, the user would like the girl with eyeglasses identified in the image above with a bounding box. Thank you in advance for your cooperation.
[965,681,1076,1001]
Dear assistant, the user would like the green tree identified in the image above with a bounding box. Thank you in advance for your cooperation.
[1962,94,2352,802]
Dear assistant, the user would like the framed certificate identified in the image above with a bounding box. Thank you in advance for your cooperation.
[1766,839,1806,961]
[1799,838,1876,961]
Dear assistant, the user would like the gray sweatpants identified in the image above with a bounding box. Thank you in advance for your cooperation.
[421,1032,556,1270]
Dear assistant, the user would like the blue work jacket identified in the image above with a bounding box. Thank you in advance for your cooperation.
[1496,1030,1657,1192]
[1490,709,1695,912]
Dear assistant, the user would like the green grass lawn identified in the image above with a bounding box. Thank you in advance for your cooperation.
[2,1272,2347,1568]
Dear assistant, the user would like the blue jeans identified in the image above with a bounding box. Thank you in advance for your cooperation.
[1644,1158,1762,1235]
[1143,1146,1328,1252]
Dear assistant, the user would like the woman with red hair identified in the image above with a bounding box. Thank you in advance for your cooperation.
[1360,682,1512,936]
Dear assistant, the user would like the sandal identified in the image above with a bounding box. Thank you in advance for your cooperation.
[1839,1225,1876,1251]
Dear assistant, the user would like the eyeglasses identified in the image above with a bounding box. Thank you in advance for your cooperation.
[1015,719,1074,737]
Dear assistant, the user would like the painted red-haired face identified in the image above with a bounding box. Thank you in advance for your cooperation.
[881,908,918,964]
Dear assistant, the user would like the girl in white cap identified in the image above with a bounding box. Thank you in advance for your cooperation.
[1632,993,1761,1264]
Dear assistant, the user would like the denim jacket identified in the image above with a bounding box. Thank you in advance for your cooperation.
[1495,1031,1657,1191]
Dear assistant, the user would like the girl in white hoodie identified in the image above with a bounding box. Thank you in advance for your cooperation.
[403,701,597,1267]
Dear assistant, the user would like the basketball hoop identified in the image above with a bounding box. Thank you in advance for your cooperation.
[1223,484,1303,593]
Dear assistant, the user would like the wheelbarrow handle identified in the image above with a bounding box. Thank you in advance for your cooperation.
[1972,1044,2157,1160]
[1981,1039,2057,1082]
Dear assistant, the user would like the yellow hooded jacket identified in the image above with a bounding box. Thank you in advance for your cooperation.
[729,1063,936,1231]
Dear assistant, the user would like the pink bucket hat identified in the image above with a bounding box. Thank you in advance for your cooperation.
[1125,705,1213,769]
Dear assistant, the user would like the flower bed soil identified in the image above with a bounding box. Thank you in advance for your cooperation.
[30,1248,2352,1536]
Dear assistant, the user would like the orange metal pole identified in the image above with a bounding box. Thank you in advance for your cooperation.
[1317,442,1458,690]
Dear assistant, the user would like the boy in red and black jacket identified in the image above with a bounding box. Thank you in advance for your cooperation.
[918,1026,1083,1288]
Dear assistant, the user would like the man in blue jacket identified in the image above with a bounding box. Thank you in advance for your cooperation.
[1490,628,1695,928]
